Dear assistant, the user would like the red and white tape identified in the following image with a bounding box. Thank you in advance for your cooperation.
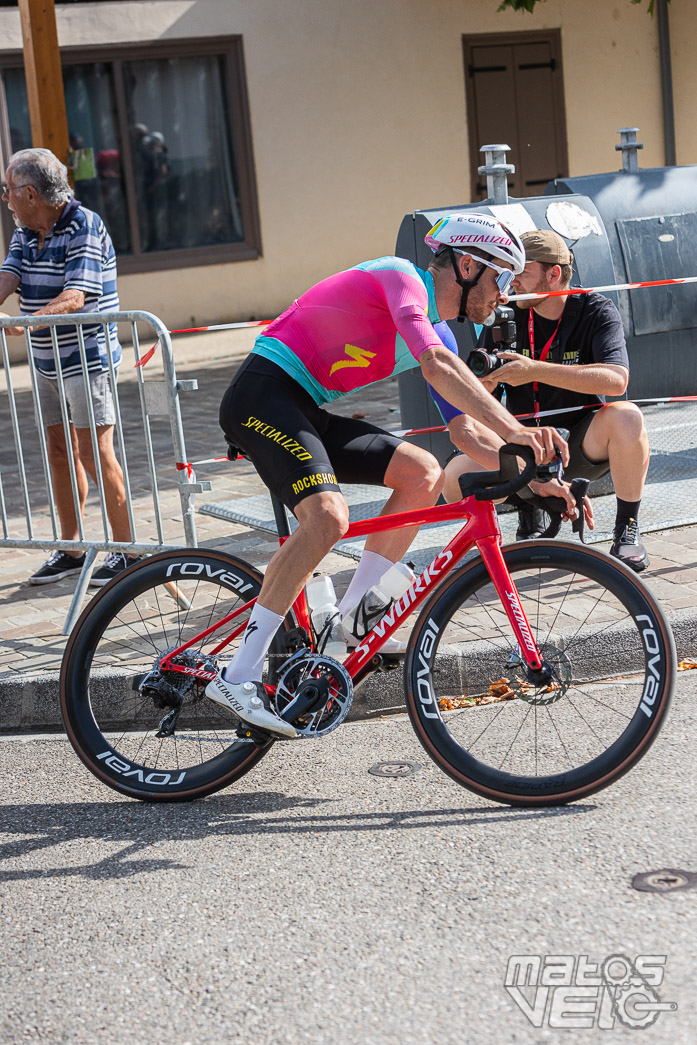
[508,275,697,302]
[136,319,272,368]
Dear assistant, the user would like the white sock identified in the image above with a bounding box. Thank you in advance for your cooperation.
[338,550,395,617]
[223,603,285,684]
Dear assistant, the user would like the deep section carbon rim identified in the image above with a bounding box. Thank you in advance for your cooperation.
[405,542,674,805]
[61,551,288,801]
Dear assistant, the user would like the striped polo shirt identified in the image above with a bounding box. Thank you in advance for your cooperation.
[1,197,121,378]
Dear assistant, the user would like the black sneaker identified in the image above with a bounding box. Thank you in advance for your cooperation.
[29,550,86,585]
[89,552,142,587]
[610,518,649,572]
[516,504,546,541]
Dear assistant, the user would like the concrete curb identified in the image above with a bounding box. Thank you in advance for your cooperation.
[2,610,693,733]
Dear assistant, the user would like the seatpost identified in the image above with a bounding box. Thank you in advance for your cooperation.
[270,493,292,540]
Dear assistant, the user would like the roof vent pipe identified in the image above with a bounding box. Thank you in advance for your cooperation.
[616,127,643,174]
[478,144,515,204]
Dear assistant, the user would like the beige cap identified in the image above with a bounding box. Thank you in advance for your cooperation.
[521,229,573,265]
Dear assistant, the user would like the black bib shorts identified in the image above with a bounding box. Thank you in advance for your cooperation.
[220,355,404,512]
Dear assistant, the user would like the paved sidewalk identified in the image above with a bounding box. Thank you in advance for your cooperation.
[1,328,697,729]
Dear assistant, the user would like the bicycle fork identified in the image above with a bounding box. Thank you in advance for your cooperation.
[476,536,545,676]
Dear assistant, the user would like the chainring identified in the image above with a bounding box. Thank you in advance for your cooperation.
[274,650,353,737]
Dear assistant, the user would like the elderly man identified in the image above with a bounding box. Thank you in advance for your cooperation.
[0,147,138,586]
[441,228,650,571]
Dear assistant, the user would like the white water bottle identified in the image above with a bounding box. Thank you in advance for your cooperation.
[305,573,347,658]
[344,561,415,641]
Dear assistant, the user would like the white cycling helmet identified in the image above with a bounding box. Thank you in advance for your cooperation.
[425,212,525,275]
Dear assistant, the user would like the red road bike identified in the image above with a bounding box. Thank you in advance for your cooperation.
[60,446,674,806]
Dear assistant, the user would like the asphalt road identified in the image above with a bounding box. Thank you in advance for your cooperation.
[1,672,696,1044]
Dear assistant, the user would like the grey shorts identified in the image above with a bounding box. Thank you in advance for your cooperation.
[563,409,610,483]
[36,369,116,428]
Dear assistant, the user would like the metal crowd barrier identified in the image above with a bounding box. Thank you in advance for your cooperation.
[0,310,210,632]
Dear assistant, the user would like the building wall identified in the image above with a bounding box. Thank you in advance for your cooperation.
[669,0,697,166]
[0,0,692,330]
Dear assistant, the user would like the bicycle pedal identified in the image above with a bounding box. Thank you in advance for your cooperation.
[235,722,276,746]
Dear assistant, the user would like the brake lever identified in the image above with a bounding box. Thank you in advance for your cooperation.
[513,465,590,543]
[534,427,569,486]
[570,478,590,543]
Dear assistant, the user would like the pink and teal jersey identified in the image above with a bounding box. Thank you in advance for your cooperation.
[251,256,456,405]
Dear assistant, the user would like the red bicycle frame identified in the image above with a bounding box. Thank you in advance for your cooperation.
[159,492,544,680]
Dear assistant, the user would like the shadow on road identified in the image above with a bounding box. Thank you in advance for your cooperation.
[0,796,594,880]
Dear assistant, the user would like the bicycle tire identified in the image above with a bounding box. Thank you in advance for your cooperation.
[61,549,292,802]
[404,541,675,806]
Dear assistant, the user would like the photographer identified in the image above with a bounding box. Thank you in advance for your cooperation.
[437,228,650,571]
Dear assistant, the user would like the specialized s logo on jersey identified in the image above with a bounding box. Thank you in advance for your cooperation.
[329,344,376,376]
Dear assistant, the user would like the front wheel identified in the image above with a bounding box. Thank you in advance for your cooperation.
[405,541,675,806]
[60,549,293,802]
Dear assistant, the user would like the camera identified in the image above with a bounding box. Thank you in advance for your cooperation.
[466,305,517,378]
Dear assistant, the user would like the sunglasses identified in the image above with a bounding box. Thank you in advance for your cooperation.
[452,249,515,294]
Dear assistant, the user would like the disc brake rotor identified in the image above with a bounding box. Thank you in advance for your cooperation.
[511,642,572,706]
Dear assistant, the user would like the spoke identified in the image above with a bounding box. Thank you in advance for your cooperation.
[565,682,636,722]
[100,607,162,659]
[541,702,575,769]
[451,699,511,752]
[539,567,575,639]
[495,702,534,770]
[564,693,609,748]
[550,586,629,654]
[451,592,518,659]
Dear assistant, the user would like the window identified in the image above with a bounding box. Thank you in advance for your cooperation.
[463,31,568,201]
[0,38,261,272]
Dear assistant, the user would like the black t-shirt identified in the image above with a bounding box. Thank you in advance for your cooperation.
[478,292,629,431]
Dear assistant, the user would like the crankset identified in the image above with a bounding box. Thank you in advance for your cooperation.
[274,649,353,737]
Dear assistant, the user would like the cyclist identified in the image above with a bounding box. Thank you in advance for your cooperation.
[208,212,570,737]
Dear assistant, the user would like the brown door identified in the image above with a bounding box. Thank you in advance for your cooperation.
[464,31,568,201]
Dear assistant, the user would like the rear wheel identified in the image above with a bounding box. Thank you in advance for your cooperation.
[61,550,293,801]
[405,542,674,806]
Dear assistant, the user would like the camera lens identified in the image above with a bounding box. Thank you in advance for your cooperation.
[466,349,499,378]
